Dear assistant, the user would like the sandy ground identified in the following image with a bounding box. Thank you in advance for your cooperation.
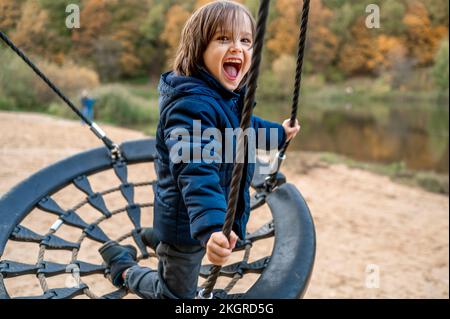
[0,111,448,299]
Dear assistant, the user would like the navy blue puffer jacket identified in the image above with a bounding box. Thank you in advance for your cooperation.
[153,67,286,247]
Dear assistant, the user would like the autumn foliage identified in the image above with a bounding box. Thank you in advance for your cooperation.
[0,0,448,84]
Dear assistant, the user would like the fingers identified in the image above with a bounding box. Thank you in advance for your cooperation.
[229,231,238,250]
[207,239,232,257]
[211,232,230,248]
[283,118,301,140]
[283,119,300,130]
[289,118,300,130]
[282,118,299,127]
[206,241,231,266]
[207,250,229,265]
[206,231,238,266]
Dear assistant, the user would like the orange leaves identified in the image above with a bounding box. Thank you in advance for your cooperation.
[338,17,379,76]
[267,0,337,72]
[2,0,448,82]
[161,4,191,63]
[10,1,49,56]
[267,0,301,56]
[403,1,448,66]
[71,0,112,58]
[374,35,407,71]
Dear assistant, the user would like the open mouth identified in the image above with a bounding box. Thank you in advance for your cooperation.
[223,58,242,81]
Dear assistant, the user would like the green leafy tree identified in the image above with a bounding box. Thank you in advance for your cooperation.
[381,0,407,35]
[427,0,449,27]
[140,0,177,77]
[38,0,82,56]
[432,39,449,92]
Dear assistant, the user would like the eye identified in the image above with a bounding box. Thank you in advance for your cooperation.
[241,37,252,44]
[217,35,230,42]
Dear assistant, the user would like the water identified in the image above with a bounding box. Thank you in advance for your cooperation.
[254,98,449,173]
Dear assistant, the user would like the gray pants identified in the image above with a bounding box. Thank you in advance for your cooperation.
[124,242,205,299]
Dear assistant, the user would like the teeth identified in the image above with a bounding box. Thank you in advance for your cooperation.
[224,59,242,64]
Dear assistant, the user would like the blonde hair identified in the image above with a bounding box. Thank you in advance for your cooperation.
[173,1,256,78]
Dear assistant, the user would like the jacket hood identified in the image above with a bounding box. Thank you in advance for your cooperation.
[157,67,247,113]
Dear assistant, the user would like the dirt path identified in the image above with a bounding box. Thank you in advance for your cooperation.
[0,111,448,298]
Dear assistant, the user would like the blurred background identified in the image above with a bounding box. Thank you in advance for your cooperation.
[0,0,448,193]
[0,0,449,299]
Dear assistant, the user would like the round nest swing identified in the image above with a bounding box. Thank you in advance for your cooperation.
[0,0,315,299]
[0,139,315,299]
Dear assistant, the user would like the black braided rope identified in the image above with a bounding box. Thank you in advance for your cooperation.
[0,31,117,153]
[279,0,310,156]
[201,0,271,297]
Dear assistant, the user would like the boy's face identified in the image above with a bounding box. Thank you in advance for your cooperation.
[203,14,253,91]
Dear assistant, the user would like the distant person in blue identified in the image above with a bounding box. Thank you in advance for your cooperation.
[81,89,95,123]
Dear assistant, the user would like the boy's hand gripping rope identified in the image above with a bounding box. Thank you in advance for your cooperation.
[0,31,122,161]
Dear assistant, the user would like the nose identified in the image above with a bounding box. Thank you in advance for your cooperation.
[229,40,243,53]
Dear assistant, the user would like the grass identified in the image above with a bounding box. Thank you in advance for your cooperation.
[43,82,160,136]
[319,152,449,195]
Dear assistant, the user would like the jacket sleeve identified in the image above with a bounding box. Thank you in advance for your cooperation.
[163,98,226,244]
[251,115,286,150]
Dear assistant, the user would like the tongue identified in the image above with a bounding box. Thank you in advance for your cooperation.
[224,64,238,78]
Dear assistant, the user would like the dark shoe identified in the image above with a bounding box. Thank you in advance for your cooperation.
[140,227,160,250]
[99,241,138,287]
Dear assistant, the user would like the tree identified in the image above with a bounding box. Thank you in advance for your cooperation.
[337,17,379,76]
[0,0,24,32]
[403,1,448,66]
[11,1,49,58]
[140,0,173,77]
[272,54,296,95]
[432,38,449,92]
[107,0,152,78]
[72,0,155,79]
[324,0,364,41]
[375,35,407,71]
[374,35,411,89]
[307,0,338,72]
[381,0,406,36]
[35,0,84,63]
[195,0,214,8]
[427,0,449,27]
[267,0,301,58]
[161,4,191,66]
[267,0,338,74]
[71,0,112,60]
[93,36,122,81]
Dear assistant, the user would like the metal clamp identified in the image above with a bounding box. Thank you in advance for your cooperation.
[110,143,123,162]
[197,288,213,299]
